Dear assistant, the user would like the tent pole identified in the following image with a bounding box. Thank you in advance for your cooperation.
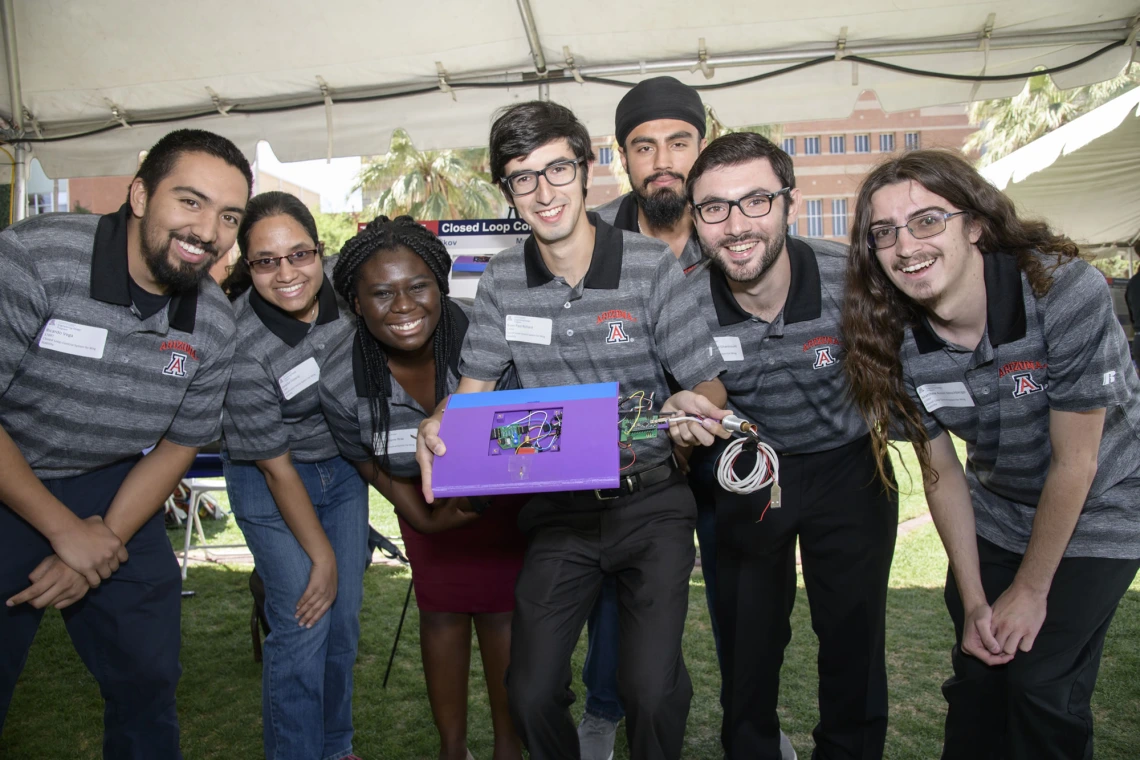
[515,0,547,75]
[1,0,26,222]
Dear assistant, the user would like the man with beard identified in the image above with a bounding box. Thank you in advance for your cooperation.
[0,129,249,757]
[686,133,898,760]
[580,75,755,760]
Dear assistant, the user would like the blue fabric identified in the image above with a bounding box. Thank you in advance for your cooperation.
[1,457,184,760]
[582,455,724,720]
[224,454,368,760]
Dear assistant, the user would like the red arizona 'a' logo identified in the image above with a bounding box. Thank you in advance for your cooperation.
[605,321,630,344]
[813,346,836,369]
[1010,371,1044,397]
[163,351,188,378]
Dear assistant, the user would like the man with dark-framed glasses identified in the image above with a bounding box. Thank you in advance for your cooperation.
[685,132,898,760]
[415,100,730,760]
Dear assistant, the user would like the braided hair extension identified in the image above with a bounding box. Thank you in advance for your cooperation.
[332,215,455,474]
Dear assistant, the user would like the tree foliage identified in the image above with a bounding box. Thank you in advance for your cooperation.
[311,209,363,256]
[355,129,505,220]
[966,64,1140,166]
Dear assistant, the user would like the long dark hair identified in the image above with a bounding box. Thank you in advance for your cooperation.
[332,216,456,474]
[843,149,1079,488]
[220,191,320,301]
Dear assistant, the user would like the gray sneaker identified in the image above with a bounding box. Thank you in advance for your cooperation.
[779,730,797,760]
[577,712,618,760]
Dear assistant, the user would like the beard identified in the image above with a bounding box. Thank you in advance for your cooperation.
[703,207,789,284]
[139,214,219,292]
[632,171,689,228]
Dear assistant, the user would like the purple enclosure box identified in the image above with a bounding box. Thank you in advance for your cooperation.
[432,382,619,497]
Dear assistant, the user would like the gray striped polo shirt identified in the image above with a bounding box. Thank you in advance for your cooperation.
[320,299,471,478]
[222,261,354,463]
[594,193,704,273]
[901,252,1140,559]
[459,213,725,474]
[0,206,236,479]
[691,236,869,454]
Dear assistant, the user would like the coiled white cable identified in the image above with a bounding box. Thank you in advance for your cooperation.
[716,414,781,502]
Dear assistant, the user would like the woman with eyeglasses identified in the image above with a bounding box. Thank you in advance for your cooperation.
[220,191,369,760]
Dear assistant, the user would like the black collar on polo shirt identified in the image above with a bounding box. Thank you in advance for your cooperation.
[250,277,339,348]
[611,193,641,233]
[90,203,200,332]
[911,251,1027,355]
[353,298,469,398]
[708,236,823,327]
[523,212,622,290]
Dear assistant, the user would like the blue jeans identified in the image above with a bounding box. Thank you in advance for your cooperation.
[582,453,723,721]
[224,454,369,760]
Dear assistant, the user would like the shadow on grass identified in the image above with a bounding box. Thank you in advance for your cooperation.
[3,568,1138,759]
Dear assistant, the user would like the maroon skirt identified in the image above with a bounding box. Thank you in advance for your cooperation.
[397,495,528,613]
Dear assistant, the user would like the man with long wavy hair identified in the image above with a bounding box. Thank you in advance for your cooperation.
[842,149,1140,759]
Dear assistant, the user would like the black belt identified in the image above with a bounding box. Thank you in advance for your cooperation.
[593,459,677,501]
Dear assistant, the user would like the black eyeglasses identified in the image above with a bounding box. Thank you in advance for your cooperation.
[501,158,585,197]
[692,188,791,224]
[868,211,966,249]
[248,247,322,274]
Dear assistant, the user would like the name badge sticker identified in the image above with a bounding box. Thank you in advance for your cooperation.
[38,319,108,359]
[504,315,553,345]
[916,382,975,413]
[378,428,419,456]
[715,336,744,362]
[278,357,320,400]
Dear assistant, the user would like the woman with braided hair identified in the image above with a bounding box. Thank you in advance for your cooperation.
[220,191,370,760]
[319,215,525,760]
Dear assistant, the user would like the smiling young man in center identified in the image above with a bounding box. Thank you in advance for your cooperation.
[416,100,729,760]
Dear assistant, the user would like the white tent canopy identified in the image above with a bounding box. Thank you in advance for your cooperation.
[981,85,1140,249]
[2,1,1139,180]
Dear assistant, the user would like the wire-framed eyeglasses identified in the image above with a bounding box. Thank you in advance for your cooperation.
[692,188,791,224]
[501,158,585,197]
[248,247,322,274]
[867,211,967,250]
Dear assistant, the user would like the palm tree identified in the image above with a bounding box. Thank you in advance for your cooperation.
[355,129,506,219]
[965,64,1140,166]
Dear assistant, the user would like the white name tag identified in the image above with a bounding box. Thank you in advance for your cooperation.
[916,382,975,413]
[504,314,552,345]
[376,428,419,456]
[715,336,744,362]
[38,319,108,359]
[278,357,320,400]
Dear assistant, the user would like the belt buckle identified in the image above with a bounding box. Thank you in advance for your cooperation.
[595,475,636,501]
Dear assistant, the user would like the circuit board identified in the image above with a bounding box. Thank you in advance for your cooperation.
[488,407,563,456]
[618,414,662,443]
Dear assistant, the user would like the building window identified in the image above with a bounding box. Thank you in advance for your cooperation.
[598,146,613,165]
[854,134,871,153]
[28,193,53,215]
[804,137,821,155]
[781,137,796,156]
[879,133,895,152]
[831,199,848,238]
[905,132,921,150]
[789,220,799,237]
[829,135,846,154]
[806,200,824,237]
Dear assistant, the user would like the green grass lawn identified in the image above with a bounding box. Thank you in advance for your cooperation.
[7,436,1136,759]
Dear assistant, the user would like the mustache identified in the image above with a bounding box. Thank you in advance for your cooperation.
[171,233,219,257]
[640,171,685,191]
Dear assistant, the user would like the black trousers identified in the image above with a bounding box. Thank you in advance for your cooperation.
[942,536,1140,760]
[714,435,898,760]
[507,471,696,760]
[0,458,183,759]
